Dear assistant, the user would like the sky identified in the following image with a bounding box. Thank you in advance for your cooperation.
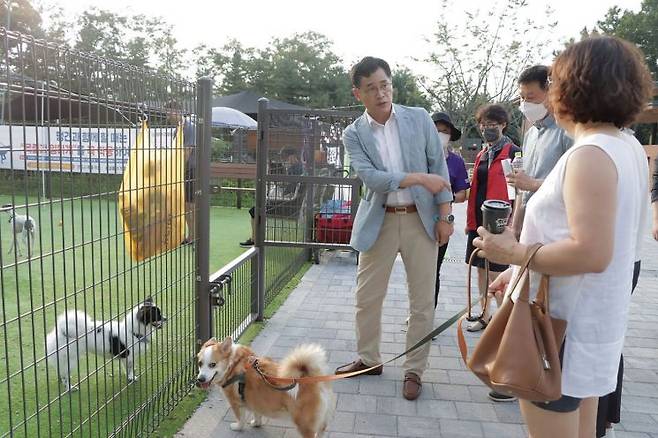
[44,0,642,74]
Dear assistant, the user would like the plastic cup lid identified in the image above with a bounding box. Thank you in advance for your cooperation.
[481,200,511,210]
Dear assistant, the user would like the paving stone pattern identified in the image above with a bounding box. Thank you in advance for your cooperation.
[178,204,658,437]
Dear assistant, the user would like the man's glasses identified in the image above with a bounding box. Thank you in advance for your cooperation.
[362,82,393,96]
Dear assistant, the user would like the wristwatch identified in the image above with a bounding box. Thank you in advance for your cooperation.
[437,214,455,225]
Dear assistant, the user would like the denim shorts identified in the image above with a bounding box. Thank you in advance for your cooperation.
[532,394,582,413]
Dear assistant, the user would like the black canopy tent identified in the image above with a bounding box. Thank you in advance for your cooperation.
[211,90,305,120]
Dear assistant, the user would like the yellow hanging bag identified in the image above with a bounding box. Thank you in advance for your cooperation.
[119,121,186,262]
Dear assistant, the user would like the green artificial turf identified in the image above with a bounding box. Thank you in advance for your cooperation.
[0,195,258,437]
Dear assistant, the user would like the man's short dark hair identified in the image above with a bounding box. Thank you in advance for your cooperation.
[518,65,549,89]
[350,57,392,88]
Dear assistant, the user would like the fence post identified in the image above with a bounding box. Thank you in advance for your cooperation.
[236,178,242,209]
[253,98,268,321]
[195,77,213,348]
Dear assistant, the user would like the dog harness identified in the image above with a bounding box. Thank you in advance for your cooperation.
[221,373,246,402]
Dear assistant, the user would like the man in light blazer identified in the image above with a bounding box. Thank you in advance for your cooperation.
[335,57,454,400]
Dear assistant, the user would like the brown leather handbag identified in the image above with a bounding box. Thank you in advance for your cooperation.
[457,244,568,402]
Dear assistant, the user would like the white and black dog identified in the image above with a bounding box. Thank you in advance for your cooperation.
[45,298,166,392]
[2,203,37,257]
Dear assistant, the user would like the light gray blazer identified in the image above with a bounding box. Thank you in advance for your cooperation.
[344,104,453,252]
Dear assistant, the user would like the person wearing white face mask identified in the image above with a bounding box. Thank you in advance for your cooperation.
[431,112,469,309]
[508,65,573,238]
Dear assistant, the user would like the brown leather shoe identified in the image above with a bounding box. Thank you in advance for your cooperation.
[403,372,422,400]
[334,359,383,377]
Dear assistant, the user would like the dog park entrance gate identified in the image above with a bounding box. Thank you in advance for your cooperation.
[251,100,361,318]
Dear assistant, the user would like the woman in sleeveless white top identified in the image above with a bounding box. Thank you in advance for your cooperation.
[518,131,648,396]
[477,128,648,436]
[472,34,653,436]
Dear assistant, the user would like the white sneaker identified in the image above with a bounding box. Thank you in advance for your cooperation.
[606,428,616,438]
[466,318,490,332]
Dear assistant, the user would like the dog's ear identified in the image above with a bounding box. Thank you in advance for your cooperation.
[218,336,233,352]
[136,305,147,324]
[201,337,218,349]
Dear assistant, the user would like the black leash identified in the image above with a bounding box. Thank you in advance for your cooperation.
[215,301,480,388]
[386,305,472,364]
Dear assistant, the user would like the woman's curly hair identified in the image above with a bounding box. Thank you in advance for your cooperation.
[549,36,654,128]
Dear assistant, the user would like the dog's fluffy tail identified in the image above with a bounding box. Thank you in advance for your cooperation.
[57,310,94,340]
[280,344,335,432]
[279,344,328,378]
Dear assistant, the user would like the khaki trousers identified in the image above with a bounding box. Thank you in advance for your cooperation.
[355,212,438,377]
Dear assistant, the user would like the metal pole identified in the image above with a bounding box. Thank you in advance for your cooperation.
[304,120,318,260]
[0,1,9,123]
[253,98,268,321]
[236,178,242,209]
[195,77,213,348]
[5,0,10,30]
[40,82,45,198]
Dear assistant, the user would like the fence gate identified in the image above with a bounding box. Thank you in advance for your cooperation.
[0,28,213,437]
[253,100,361,318]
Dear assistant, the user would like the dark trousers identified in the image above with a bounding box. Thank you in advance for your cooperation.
[596,260,641,437]
[435,241,449,308]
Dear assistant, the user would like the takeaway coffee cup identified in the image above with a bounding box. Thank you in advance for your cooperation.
[481,200,512,234]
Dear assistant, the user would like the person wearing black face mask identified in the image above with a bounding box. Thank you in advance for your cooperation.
[464,104,521,337]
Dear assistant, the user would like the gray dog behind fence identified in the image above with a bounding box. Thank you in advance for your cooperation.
[2,204,37,257]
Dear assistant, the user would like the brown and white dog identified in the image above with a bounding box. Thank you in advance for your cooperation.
[196,337,335,437]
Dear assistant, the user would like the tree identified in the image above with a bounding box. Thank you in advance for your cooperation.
[40,4,69,45]
[422,0,556,143]
[256,32,353,108]
[75,9,128,61]
[140,17,187,77]
[392,67,431,110]
[0,0,44,37]
[593,0,657,144]
[196,39,253,95]
[72,9,187,77]
[197,32,354,108]
[597,0,658,76]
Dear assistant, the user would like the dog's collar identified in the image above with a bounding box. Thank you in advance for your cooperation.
[221,372,246,402]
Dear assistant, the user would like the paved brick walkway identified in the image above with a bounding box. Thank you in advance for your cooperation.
[179,204,658,437]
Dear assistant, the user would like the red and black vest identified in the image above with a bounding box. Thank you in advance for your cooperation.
[466,143,514,231]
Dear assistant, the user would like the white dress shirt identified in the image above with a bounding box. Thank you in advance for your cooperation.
[365,107,414,206]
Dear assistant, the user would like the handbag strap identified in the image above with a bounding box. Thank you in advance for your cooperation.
[466,249,487,321]
[458,242,543,365]
[535,273,550,313]
[505,243,543,301]
[465,243,542,319]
